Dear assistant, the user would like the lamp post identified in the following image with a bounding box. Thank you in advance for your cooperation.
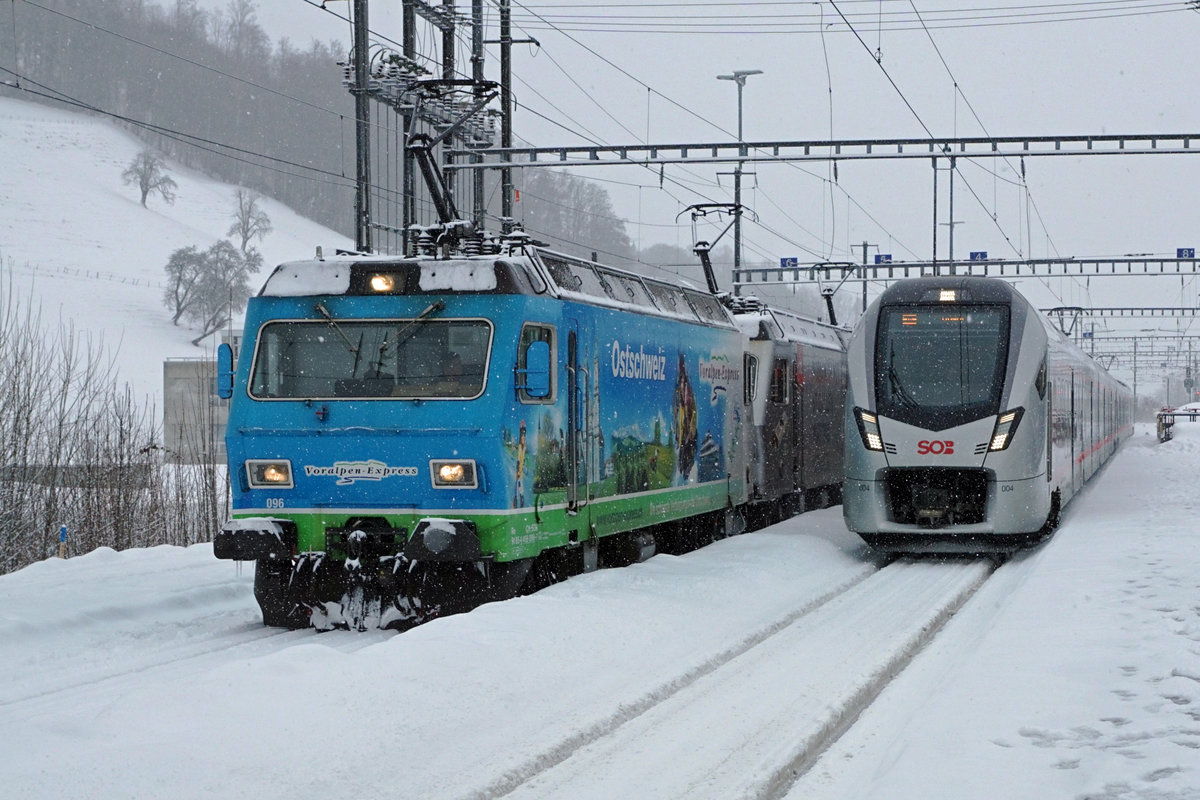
[717,69,762,278]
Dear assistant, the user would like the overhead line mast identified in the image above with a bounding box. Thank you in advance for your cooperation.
[352,0,372,252]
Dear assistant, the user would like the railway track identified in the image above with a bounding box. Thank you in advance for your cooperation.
[464,556,1000,800]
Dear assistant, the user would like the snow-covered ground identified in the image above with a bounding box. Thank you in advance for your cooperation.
[0,95,352,405]
[1,421,1196,800]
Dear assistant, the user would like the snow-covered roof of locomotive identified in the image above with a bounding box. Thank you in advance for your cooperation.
[733,304,846,350]
[528,248,736,328]
[258,254,532,297]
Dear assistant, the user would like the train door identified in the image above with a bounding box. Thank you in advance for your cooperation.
[1046,381,1053,483]
[564,322,595,569]
[1086,374,1095,479]
[791,344,805,503]
[1070,371,1078,493]
[767,352,793,505]
[565,328,588,512]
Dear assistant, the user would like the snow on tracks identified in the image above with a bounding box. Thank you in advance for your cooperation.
[0,544,389,713]
[496,559,995,800]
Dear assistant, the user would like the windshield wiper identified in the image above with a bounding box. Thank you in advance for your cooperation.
[886,343,920,408]
[888,366,920,408]
[371,301,446,375]
[314,302,360,357]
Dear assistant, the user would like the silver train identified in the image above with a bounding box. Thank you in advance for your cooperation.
[842,276,1133,552]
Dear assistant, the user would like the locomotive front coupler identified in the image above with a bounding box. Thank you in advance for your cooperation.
[403,518,482,562]
[325,518,406,561]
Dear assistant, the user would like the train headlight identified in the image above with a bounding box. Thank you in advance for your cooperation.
[854,408,885,452]
[431,459,478,489]
[989,408,1025,451]
[368,273,396,292]
[246,459,294,488]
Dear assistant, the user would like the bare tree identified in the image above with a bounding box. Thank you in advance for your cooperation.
[163,245,204,325]
[161,241,261,342]
[121,150,178,208]
[0,264,212,575]
[175,241,262,346]
[227,188,272,254]
[217,0,269,62]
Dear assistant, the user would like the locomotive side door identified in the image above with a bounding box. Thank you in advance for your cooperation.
[765,351,794,504]
[791,343,805,503]
[563,319,601,572]
[564,320,597,517]
[565,328,585,512]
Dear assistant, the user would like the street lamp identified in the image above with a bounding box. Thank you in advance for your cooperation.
[717,69,762,279]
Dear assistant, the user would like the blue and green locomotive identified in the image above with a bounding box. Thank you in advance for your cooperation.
[213,245,785,628]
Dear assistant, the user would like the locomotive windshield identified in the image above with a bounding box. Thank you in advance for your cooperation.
[874,304,1009,429]
[248,318,492,400]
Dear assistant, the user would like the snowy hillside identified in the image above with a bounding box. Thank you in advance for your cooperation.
[0,95,353,404]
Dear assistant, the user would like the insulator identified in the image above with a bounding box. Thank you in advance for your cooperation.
[408,226,434,257]
[480,234,501,255]
[419,231,437,256]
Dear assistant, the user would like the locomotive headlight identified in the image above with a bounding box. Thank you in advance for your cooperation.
[989,408,1025,451]
[431,459,478,488]
[368,273,395,292]
[854,408,885,452]
[246,459,294,488]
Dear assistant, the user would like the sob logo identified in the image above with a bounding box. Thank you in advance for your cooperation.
[916,440,955,455]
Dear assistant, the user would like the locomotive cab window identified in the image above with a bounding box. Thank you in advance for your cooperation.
[743,353,758,405]
[769,358,790,404]
[874,304,1009,429]
[248,318,493,400]
[517,324,556,403]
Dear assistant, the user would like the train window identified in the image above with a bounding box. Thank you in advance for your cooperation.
[597,268,656,309]
[543,256,614,301]
[542,255,583,291]
[644,282,699,320]
[517,324,556,403]
[769,358,790,404]
[248,318,493,400]
[564,261,614,302]
[874,304,1010,429]
[743,354,758,404]
[683,290,731,326]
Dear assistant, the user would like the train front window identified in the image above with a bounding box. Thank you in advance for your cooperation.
[874,304,1009,429]
[249,318,492,400]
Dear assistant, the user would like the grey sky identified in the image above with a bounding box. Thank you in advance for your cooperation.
[200,0,1200,387]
